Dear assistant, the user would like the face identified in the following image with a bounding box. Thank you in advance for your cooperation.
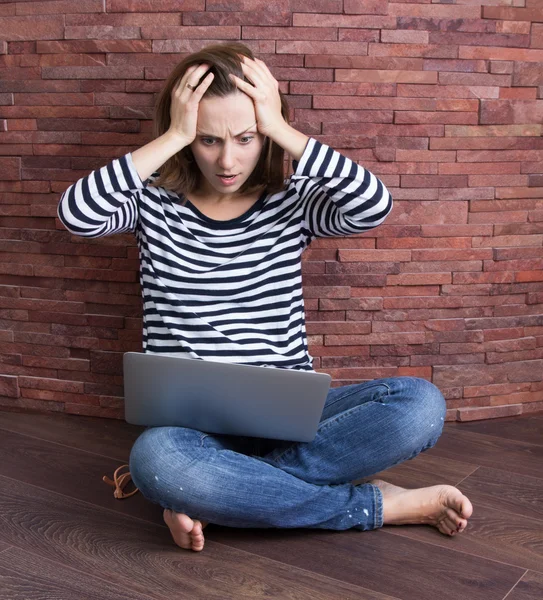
[189,93,265,199]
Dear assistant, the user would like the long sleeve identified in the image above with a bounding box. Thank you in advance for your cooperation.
[291,138,393,239]
[57,152,146,238]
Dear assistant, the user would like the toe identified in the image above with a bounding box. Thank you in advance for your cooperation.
[456,518,468,533]
[445,506,464,527]
[437,517,457,536]
[459,495,473,520]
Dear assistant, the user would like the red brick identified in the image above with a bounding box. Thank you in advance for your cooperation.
[471,174,529,188]
[108,0,204,10]
[401,260,483,273]
[377,237,471,249]
[337,29,380,43]
[431,32,529,48]
[306,56,423,71]
[522,401,543,414]
[507,87,538,101]
[18,376,84,393]
[307,322,371,335]
[0,374,19,398]
[430,136,541,151]
[383,296,462,310]
[21,388,101,405]
[417,225,492,238]
[0,16,64,41]
[67,13,179,26]
[0,157,20,180]
[400,175,468,188]
[496,188,543,200]
[490,61,514,75]
[320,298,383,311]
[381,30,429,44]
[457,404,523,422]
[184,11,290,26]
[338,250,411,263]
[337,70,437,84]
[444,160,520,175]
[398,84,499,99]
[398,367,433,379]
[242,27,337,41]
[293,13,395,29]
[497,19,532,34]
[325,262,399,275]
[38,41,151,55]
[387,273,452,286]
[326,332,426,347]
[343,0,387,14]
[42,66,143,80]
[303,287,351,299]
[440,73,512,87]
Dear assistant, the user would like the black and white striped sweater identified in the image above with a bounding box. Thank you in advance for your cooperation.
[58,138,392,370]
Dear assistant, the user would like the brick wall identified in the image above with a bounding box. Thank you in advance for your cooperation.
[0,0,542,422]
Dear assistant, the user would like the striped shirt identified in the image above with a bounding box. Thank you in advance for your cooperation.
[58,137,393,371]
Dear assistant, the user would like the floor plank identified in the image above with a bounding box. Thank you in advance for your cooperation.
[0,428,163,526]
[1,409,542,599]
[458,467,543,521]
[0,411,142,461]
[429,429,543,479]
[0,547,155,600]
[505,571,543,600]
[209,526,524,600]
[0,475,396,600]
[379,502,543,574]
[447,416,543,447]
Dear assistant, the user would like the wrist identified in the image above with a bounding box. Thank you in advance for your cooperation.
[163,129,191,151]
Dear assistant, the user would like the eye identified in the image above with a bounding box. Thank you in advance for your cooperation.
[200,137,216,146]
[239,135,254,144]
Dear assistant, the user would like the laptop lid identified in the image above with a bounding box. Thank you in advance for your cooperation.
[123,352,332,442]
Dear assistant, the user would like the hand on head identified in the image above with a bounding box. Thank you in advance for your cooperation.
[167,63,214,145]
[167,56,286,146]
[229,56,286,138]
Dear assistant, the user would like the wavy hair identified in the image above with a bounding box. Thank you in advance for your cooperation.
[150,42,290,197]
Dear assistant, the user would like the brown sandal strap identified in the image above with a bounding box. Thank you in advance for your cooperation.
[103,464,139,499]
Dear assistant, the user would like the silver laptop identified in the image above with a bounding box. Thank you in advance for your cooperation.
[123,352,331,442]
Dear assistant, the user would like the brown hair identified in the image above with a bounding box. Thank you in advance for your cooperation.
[150,42,290,197]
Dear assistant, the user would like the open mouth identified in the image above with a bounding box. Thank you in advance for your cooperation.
[216,174,239,185]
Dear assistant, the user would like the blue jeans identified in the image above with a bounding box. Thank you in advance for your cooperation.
[129,377,446,531]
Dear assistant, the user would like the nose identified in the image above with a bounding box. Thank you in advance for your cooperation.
[217,141,236,172]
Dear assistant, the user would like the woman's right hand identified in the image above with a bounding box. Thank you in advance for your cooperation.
[167,64,214,145]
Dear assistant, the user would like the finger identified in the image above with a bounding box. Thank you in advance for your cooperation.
[190,71,214,99]
[176,63,210,95]
[254,58,279,88]
[240,64,269,97]
[229,73,256,97]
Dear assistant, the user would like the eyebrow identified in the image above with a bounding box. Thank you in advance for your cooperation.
[197,122,257,139]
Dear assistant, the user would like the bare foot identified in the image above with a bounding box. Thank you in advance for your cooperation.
[370,479,473,536]
[163,509,208,552]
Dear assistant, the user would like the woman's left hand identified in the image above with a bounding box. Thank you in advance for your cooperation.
[230,56,286,138]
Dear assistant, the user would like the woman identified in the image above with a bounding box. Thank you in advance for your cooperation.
[58,42,472,553]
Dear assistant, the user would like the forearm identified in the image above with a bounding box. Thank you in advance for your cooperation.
[131,131,190,182]
[265,122,309,163]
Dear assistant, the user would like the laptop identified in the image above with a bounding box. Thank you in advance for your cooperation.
[123,352,332,442]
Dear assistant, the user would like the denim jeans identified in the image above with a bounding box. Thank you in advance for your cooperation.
[129,377,446,531]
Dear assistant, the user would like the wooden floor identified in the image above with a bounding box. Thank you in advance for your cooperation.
[0,410,541,600]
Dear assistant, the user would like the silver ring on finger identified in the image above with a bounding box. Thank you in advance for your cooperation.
[186,83,197,91]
